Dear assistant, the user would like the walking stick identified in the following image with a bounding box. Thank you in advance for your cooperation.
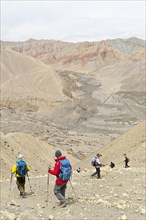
[27,173,32,192]
[47,163,51,204]
[9,173,13,197]
[69,180,78,200]
[47,172,49,204]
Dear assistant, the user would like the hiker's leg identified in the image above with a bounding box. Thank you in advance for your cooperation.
[54,184,66,204]
[22,177,25,192]
[97,168,101,178]
[17,177,26,196]
[21,177,26,197]
[61,183,67,198]
[16,178,24,195]
[91,168,98,177]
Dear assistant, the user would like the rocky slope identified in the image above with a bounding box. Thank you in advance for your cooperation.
[0,121,145,220]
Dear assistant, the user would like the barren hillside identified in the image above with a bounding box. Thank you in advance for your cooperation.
[0,131,79,180]
[1,48,65,102]
[1,37,145,157]
[0,121,145,220]
[75,120,146,170]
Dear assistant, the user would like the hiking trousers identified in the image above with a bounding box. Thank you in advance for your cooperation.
[54,183,67,204]
[91,167,101,178]
[16,176,25,193]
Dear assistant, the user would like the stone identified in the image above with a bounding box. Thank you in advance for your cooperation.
[48,215,54,220]
[3,212,17,220]
[39,210,44,217]
[119,215,128,220]
[114,194,119,197]
[117,205,124,210]
[95,194,100,199]
[140,208,146,215]
[10,200,18,206]
[122,193,128,197]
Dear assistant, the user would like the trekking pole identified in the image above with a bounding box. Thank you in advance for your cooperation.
[69,180,78,200]
[47,172,49,204]
[8,173,13,197]
[47,163,51,204]
[27,173,32,192]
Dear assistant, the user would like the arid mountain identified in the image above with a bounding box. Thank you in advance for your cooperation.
[0,38,145,156]
[0,38,145,220]
[2,37,145,73]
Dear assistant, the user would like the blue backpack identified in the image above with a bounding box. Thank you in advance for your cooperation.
[91,157,97,166]
[16,160,28,176]
[59,159,72,180]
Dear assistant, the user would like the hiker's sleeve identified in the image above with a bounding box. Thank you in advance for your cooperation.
[27,164,30,171]
[70,164,72,171]
[96,158,101,165]
[11,165,17,174]
[49,162,60,176]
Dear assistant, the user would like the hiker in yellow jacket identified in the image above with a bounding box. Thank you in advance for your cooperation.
[11,154,30,197]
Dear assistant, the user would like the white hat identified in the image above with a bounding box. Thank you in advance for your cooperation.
[17,154,24,160]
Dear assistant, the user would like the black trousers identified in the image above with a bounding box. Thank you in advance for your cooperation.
[16,176,25,193]
[91,167,101,178]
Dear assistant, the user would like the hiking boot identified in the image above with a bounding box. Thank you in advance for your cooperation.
[20,192,23,196]
[61,202,67,208]
[58,202,64,206]
[22,192,26,198]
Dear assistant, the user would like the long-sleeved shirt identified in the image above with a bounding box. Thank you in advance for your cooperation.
[11,160,30,177]
[95,157,101,168]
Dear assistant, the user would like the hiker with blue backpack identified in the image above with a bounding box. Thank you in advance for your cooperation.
[11,154,30,198]
[48,150,72,208]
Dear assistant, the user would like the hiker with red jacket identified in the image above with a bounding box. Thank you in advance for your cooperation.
[48,150,72,208]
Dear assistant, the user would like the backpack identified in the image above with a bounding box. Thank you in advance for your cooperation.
[59,159,72,180]
[16,160,28,176]
[91,157,97,166]
[125,157,130,163]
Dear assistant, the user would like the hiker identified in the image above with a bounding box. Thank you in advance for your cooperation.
[11,154,30,197]
[48,150,72,208]
[110,162,115,168]
[91,153,102,179]
[124,154,130,168]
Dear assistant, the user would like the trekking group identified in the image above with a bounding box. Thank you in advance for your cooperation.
[11,150,72,208]
[90,153,130,179]
[11,151,130,207]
